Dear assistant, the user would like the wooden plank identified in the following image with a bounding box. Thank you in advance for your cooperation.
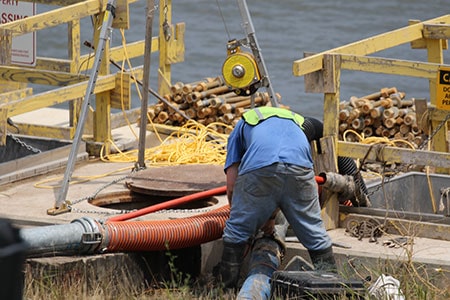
[0,108,7,146]
[35,58,72,72]
[0,29,12,65]
[339,54,440,79]
[0,0,102,36]
[19,0,139,6]
[292,15,450,77]
[0,66,89,86]
[423,23,450,40]
[79,39,158,71]
[319,136,340,230]
[337,141,450,169]
[111,72,132,110]
[0,74,116,116]
[12,124,74,140]
[165,23,185,64]
[0,88,33,103]
[114,0,130,30]
[110,67,143,109]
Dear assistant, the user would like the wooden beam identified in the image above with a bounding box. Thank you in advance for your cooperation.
[0,74,116,117]
[339,54,441,79]
[0,66,89,86]
[293,15,450,77]
[79,39,159,71]
[0,88,33,103]
[0,0,102,36]
[337,141,450,169]
[423,23,450,40]
[0,29,12,65]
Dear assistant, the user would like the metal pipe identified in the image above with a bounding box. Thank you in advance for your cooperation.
[237,212,288,299]
[20,217,102,256]
[137,0,156,169]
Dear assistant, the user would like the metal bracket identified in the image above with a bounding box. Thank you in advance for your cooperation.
[81,232,102,245]
[47,201,72,215]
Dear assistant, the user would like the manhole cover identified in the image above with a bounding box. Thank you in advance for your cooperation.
[126,164,226,197]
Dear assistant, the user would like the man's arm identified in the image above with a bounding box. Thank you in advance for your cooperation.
[225,163,239,205]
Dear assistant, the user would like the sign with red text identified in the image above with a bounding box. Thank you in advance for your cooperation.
[0,0,36,66]
[436,66,450,111]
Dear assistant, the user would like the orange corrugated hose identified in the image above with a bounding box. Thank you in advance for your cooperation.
[105,205,230,251]
[103,177,324,252]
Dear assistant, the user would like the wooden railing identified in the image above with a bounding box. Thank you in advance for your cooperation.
[292,15,450,228]
[0,0,185,154]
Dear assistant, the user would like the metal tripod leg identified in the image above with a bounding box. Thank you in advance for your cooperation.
[236,0,279,107]
[48,0,117,215]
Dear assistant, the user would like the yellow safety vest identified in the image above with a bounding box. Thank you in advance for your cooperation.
[242,107,304,128]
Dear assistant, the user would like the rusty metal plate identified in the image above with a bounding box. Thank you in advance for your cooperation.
[126,164,226,197]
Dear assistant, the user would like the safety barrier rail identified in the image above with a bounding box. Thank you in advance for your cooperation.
[0,0,184,154]
[292,15,450,228]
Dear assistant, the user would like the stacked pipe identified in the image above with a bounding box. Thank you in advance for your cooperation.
[338,87,426,148]
[148,76,273,133]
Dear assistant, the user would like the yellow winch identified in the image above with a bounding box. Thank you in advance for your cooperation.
[222,39,261,95]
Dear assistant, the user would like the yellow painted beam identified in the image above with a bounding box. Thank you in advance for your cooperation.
[337,141,450,170]
[0,66,89,86]
[0,0,102,36]
[1,75,116,117]
[79,39,159,72]
[339,54,442,79]
[13,123,74,140]
[423,23,450,40]
[0,88,33,103]
[35,58,72,72]
[293,15,450,77]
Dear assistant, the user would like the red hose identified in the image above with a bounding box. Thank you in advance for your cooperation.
[315,175,325,185]
[106,185,227,222]
[105,205,230,251]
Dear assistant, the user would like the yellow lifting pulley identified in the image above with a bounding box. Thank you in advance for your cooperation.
[222,39,261,96]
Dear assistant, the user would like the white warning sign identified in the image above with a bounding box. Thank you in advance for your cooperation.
[0,1,36,66]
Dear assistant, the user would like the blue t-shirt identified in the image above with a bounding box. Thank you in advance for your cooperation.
[224,116,313,175]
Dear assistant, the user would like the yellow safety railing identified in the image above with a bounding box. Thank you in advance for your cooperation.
[0,0,185,154]
[292,15,450,228]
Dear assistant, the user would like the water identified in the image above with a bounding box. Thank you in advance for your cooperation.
[35,0,448,119]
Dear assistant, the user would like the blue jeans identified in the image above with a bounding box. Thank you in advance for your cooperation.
[223,162,332,251]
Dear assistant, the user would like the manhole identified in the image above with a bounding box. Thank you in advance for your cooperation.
[89,190,218,211]
[89,164,225,211]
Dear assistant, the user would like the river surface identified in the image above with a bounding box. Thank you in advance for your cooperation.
[35,0,448,119]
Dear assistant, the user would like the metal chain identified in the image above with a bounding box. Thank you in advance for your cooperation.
[7,133,42,154]
[67,169,216,216]
[418,111,450,150]
[69,173,132,206]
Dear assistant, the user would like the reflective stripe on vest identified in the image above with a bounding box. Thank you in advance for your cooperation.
[242,107,305,128]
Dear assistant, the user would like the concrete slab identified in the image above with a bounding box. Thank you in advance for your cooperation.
[3,107,450,294]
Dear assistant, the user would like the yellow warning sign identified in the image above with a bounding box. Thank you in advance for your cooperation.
[436,67,450,110]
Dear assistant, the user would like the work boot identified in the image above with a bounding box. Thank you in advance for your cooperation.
[213,242,247,290]
[308,246,338,273]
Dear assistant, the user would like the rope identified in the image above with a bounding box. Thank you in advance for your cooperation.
[101,120,231,166]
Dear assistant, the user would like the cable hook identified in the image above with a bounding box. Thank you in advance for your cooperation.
[162,4,171,41]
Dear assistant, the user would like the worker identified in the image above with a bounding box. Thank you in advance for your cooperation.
[214,106,337,289]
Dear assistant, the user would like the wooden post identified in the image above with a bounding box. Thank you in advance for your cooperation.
[320,54,341,230]
[0,29,12,65]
